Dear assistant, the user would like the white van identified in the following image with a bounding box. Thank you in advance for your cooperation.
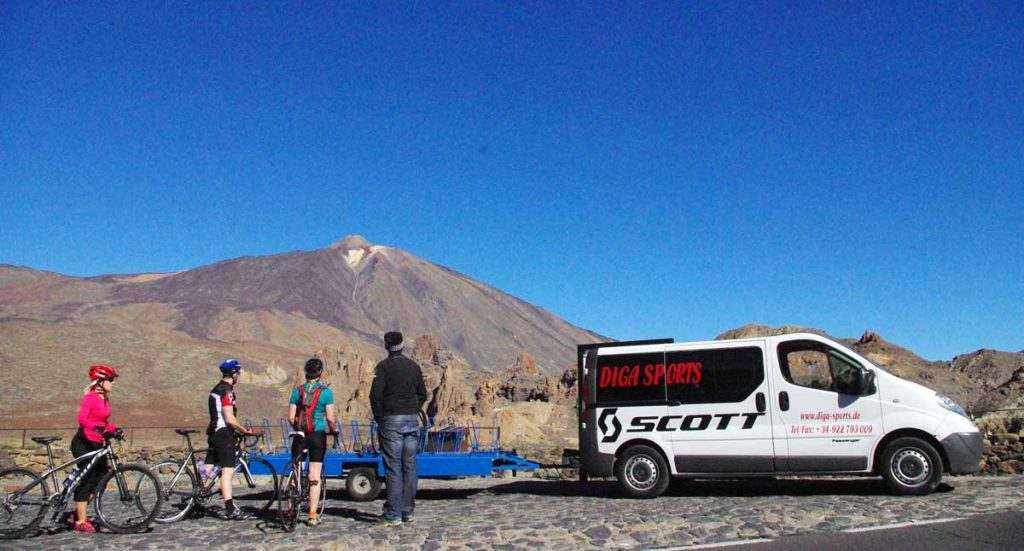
[575,333,983,498]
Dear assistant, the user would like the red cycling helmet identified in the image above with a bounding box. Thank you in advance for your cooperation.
[89,364,119,381]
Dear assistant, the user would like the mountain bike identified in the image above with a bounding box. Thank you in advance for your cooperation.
[277,431,327,532]
[0,430,164,539]
[152,429,277,523]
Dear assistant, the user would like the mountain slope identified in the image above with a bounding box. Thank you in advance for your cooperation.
[0,236,603,426]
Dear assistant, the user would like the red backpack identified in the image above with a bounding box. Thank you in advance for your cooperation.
[294,383,325,432]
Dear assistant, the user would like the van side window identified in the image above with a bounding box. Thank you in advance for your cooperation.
[666,347,764,404]
[594,351,666,404]
[778,341,864,394]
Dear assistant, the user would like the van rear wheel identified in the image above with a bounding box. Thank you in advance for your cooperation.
[880,437,943,495]
[616,445,670,499]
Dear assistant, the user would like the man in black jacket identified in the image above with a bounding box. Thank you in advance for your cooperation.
[370,331,427,527]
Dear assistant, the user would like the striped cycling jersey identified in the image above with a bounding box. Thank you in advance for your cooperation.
[207,381,237,434]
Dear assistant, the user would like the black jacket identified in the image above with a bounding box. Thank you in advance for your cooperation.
[370,352,427,421]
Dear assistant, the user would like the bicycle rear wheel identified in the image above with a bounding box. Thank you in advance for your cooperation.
[277,467,299,533]
[231,457,277,517]
[95,463,164,533]
[152,460,198,523]
[0,468,49,539]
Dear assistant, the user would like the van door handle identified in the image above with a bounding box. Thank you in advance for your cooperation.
[756,392,766,412]
[779,391,790,411]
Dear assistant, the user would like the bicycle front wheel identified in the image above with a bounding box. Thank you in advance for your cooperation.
[0,468,49,539]
[277,466,299,533]
[95,463,164,533]
[232,457,277,517]
[152,460,198,523]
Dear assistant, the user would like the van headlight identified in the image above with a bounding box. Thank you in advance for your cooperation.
[937,393,968,417]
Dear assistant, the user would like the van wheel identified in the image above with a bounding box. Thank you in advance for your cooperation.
[880,437,943,495]
[616,445,670,499]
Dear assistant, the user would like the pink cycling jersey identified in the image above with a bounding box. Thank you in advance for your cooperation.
[77,391,116,443]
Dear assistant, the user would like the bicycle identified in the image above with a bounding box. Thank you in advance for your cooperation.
[0,430,164,539]
[152,429,278,523]
[277,431,328,532]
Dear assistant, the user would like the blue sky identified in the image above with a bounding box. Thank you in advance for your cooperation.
[1,2,1021,360]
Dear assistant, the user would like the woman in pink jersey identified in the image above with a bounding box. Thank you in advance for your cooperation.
[69,364,120,533]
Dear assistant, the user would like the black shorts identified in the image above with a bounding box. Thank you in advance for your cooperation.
[70,432,106,502]
[206,428,237,469]
[291,431,327,463]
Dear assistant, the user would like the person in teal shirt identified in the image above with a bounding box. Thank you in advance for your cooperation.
[287,358,336,526]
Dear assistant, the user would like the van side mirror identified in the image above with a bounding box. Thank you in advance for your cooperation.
[853,369,876,395]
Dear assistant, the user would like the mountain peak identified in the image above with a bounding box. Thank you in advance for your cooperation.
[326,235,393,270]
[329,235,374,250]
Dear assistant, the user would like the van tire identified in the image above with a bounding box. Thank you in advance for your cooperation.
[880,437,943,495]
[616,445,670,499]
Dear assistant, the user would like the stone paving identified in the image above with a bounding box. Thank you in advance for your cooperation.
[4,474,1022,550]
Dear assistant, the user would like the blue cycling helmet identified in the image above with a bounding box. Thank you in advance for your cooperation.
[219,359,242,374]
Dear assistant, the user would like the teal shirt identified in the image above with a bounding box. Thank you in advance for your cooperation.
[289,382,335,432]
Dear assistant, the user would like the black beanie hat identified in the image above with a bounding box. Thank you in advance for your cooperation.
[384,331,404,352]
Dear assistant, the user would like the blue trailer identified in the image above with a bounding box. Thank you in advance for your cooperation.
[245,417,542,501]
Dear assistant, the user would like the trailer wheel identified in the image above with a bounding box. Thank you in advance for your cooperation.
[346,467,381,502]
[880,437,943,495]
[616,445,670,499]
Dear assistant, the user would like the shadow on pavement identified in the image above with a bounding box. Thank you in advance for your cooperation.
[483,477,959,498]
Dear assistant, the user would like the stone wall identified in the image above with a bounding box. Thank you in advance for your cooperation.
[982,433,1024,475]
[0,445,191,474]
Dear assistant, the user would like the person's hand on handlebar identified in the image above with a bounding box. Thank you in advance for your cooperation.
[102,427,125,440]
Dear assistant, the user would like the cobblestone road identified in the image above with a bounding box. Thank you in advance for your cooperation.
[4,475,1022,551]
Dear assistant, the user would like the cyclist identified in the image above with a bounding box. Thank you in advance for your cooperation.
[70,364,121,534]
[287,358,336,526]
[206,358,255,520]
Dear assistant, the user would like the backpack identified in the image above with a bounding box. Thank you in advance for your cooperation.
[295,383,325,432]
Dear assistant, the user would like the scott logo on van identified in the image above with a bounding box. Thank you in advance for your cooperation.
[627,412,765,433]
[598,409,765,443]
[599,409,622,443]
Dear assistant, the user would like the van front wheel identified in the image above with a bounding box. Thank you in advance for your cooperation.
[616,445,670,499]
[880,437,943,495]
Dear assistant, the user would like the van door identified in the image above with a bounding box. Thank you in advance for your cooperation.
[665,342,777,474]
[592,347,670,461]
[769,338,883,472]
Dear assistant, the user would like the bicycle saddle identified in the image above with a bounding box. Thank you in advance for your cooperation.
[175,429,200,436]
[31,436,61,445]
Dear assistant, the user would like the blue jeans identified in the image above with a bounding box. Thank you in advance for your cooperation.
[378,414,419,521]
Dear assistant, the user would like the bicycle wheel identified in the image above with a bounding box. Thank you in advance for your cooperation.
[231,457,277,517]
[95,463,164,533]
[277,466,299,533]
[152,460,198,523]
[0,468,49,539]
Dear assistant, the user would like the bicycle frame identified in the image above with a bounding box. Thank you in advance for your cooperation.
[163,432,263,502]
[31,440,123,520]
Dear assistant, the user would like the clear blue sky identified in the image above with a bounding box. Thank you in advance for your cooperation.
[2,2,1021,361]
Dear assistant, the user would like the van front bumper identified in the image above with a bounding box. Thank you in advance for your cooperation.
[940,431,983,474]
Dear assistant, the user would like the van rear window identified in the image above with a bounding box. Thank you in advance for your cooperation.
[666,347,764,404]
[594,351,666,403]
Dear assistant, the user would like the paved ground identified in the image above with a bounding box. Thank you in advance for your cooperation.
[709,511,1024,551]
[4,475,1022,550]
